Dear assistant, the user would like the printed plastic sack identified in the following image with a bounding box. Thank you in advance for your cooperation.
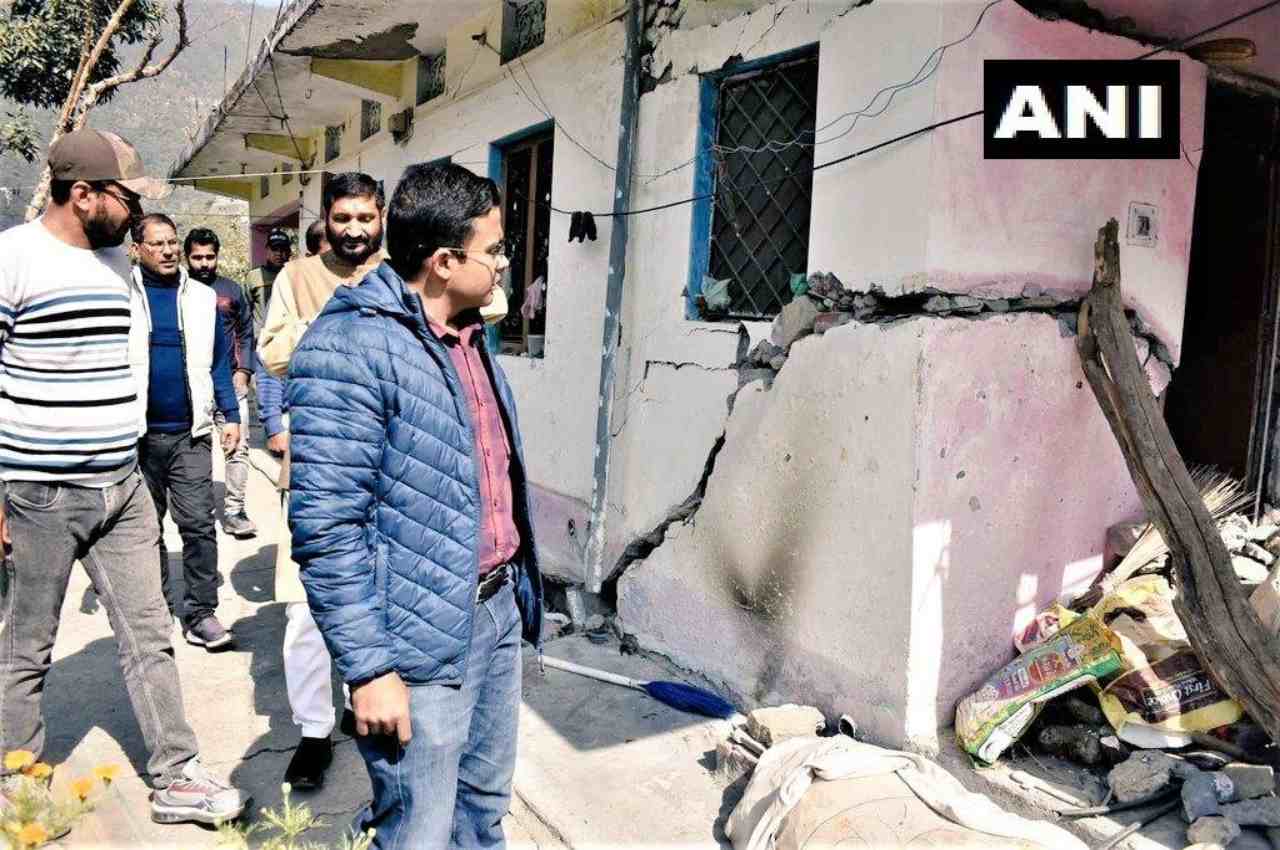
[1014,604,1079,653]
[1092,575,1242,746]
[956,614,1124,765]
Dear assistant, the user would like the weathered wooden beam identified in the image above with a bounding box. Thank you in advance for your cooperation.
[1077,218,1280,744]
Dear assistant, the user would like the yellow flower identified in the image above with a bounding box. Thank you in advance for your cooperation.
[92,764,120,785]
[70,776,94,801]
[23,763,52,780]
[16,822,48,846]
[2,751,34,772]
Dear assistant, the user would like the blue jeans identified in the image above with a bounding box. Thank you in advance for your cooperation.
[354,580,522,850]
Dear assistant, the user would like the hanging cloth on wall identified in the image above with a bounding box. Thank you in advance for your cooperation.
[568,211,598,243]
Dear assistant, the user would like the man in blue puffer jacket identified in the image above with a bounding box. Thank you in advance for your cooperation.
[286,162,543,849]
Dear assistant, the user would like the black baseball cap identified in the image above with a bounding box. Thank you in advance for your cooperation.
[267,228,291,248]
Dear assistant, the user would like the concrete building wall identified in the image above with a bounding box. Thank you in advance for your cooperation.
[244,10,628,581]
[219,0,1212,748]
[615,0,1207,749]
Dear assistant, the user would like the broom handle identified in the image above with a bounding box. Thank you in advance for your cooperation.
[541,657,647,691]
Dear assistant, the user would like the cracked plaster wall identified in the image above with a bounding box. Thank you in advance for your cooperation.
[612,0,1206,746]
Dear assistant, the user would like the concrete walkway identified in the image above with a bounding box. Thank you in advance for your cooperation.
[32,440,738,849]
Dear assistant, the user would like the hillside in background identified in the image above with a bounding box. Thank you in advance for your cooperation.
[0,0,277,248]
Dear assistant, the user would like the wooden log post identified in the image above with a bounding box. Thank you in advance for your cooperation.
[1077,218,1280,744]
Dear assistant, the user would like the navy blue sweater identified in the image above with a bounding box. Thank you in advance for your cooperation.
[142,267,240,433]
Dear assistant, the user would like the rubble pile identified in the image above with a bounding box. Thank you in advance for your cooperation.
[955,492,1280,848]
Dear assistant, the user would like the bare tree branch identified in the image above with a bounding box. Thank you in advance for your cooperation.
[85,0,189,103]
[58,0,139,134]
[25,0,189,219]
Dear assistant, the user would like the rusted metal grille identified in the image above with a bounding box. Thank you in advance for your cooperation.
[360,99,382,141]
[708,55,818,319]
[502,0,545,63]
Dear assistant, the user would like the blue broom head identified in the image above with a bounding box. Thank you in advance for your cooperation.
[644,680,737,719]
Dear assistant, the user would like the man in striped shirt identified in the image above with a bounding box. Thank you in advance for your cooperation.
[0,129,247,829]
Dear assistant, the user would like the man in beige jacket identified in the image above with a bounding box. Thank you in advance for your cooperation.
[259,173,385,790]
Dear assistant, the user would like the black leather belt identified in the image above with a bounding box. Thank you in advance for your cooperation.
[476,564,511,604]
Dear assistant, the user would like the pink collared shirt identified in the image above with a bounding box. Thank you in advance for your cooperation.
[426,315,521,576]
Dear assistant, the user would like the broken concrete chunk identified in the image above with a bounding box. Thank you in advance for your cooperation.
[714,738,758,786]
[1185,773,1235,822]
[1234,556,1271,585]
[987,299,1012,313]
[769,354,788,371]
[1100,735,1131,766]
[1222,516,1252,554]
[747,340,781,368]
[1022,284,1045,298]
[1037,724,1103,766]
[806,272,844,301]
[770,296,821,349]
[950,295,984,314]
[1189,817,1243,848]
[746,704,825,748]
[1244,542,1277,566]
[1062,693,1108,727]
[1224,765,1276,802]
[1221,799,1280,828]
[813,312,853,335]
[1109,751,1179,802]
[1264,530,1280,558]
[1250,524,1279,543]
[923,295,954,313]
[738,368,775,389]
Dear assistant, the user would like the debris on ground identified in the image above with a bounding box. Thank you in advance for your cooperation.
[746,705,827,749]
[1187,815,1242,847]
[951,467,1280,849]
[726,735,1088,850]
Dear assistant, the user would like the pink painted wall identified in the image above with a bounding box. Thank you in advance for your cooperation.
[913,315,1146,720]
[927,1,1208,364]
[912,3,1208,720]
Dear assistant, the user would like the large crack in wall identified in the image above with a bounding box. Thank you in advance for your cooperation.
[600,273,1177,604]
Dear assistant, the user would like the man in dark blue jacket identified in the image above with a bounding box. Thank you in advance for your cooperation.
[133,214,241,651]
[287,163,543,848]
[184,227,257,539]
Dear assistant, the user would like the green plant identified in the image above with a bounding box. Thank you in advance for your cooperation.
[0,751,117,849]
[216,784,375,850]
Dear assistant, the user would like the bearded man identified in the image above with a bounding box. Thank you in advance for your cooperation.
[257,171,385,789]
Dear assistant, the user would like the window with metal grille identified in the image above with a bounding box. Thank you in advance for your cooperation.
[501,0,545,63]
[361,100,382,141]
[694,52,818,320]
[417,54,446,105]
[325,125,342,162]
[496,130,553,357]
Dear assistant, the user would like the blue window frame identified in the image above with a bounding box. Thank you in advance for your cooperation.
[687,46,820,321]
